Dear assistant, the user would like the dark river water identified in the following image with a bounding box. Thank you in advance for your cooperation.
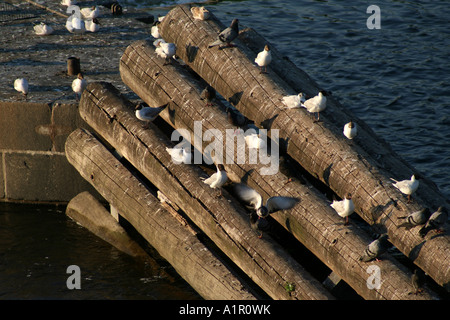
[1,0,449,300]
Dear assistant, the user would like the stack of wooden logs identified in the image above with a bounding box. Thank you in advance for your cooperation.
[65,5,449,299]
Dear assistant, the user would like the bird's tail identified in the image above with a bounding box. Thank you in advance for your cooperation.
[208,39,222,48]
[418,225,431,238]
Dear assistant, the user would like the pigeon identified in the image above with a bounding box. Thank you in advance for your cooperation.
[410,269,425,295]
[14,78,29,99]
[200,85,216,107]
[418,207,448,238]
[282,92,306,109]
[359,234,390,262]
[250,211,272,239]
[343,121,357,140]
[135,102,168,129]
[208,19,239,48]
[85,18,100,33]
[255,45,272,74]
[391,175,419,203]
[302,90,327,122]
[191,6,210,20]
[34,22,54,35]
[330,193,354,225]
[201,164,228,196]
[81,6,100,19]
[226,107,246,127]
[233,183,298,218]
[397,208,431,229]
[155,41,176,65]
[166,147,192,164]
[71,73,87,100]
[151,21,160,38]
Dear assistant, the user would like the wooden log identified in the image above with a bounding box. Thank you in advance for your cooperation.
[78,82,334,300]
[119,42,439,300]
[158,5,450,291]
[65,128,258,300]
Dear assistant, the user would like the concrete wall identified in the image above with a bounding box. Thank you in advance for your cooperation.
[0,101,101,203]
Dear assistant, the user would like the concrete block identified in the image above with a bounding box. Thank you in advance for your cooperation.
[50,103,82,152]
[3,150,101,202]
[0,102,52,151]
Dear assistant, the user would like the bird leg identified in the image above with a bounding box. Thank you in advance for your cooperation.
[345,216,349,226]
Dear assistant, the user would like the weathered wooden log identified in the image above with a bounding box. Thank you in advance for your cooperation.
[65,128,258,300]
[119,42,439,300]
[158,5,450,291]
[78,82,334,300]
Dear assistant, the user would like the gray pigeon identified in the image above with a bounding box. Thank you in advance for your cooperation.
[397,208,431,229]
[359,234,390,262]
[419,206,448,238]
[135,102,168,128]
[200,85,216,106]
[410,269,425,295]
[250,211,272,239]
[208,19,239,48]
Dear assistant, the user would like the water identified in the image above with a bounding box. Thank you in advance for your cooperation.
[2,0,449,300]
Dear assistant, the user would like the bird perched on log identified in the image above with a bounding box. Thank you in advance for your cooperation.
[418,206,448,238]
[33,22,54,36]
[233,183,298,218]
[71,73,87,100]
[166,146,192,164]
[390,174,419,203]
[397,208,431,229]
[410,269,425,295]
[151,21,160,38]
[201,164,228,196]
[281,92,306,109]
[343,121,357,140]
[208,18,239,49]
[155,40,176,65]
[302,90,327,122]
[200,85,216,107]
[359,234,390,262]
[191,6,210,20]
[135,102,168,129]
[330,193,354,225]
[255,45,272,74]
[14,78,29,99]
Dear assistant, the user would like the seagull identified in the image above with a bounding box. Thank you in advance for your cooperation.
[330,193,354,225]
[302,90,327,122]
[60,0,77,6]
[343,121,357,140]
[71,73,87,100]
[135,102,168,129]
[81,6,100,19]
[418,206,448,238]
[233,183,298,218]
[255,45,272,74]
[155,41,176,65]
[201,164,228,196]
[208,18,239,49]
[34,22,54,35]
[391,175,419,203]
[245,133,266,150]
[14,78,29,99]
[151,21,160,38]
[200,85,216,107]
[410,269,425,295]
[166,147,192,164]
[191,6,210,20]
[66,14,85,35]
[359,234,390,262]
[397,208,431,229]
[282,92,306,109]
[85,18,100,33]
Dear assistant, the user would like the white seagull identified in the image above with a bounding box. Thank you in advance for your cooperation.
[81,6,100,19]
[14,78,29,99]
[302,90,327,121]
[85,18,100,33]
[151,21,160,39]
[391,175,419,203]
[166,147,192,164]
[155,41,176,65]
[245,133,266,150]
[282,92,306,109]
[34,22,54,35]
[343,121,357,140]
[233,183,299,218]
[330,193,354,225]
[72,73,87,100]
[66,14,85,34]
[201,164,228,196]
[135,102,168,128]
[255,44,272,74]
